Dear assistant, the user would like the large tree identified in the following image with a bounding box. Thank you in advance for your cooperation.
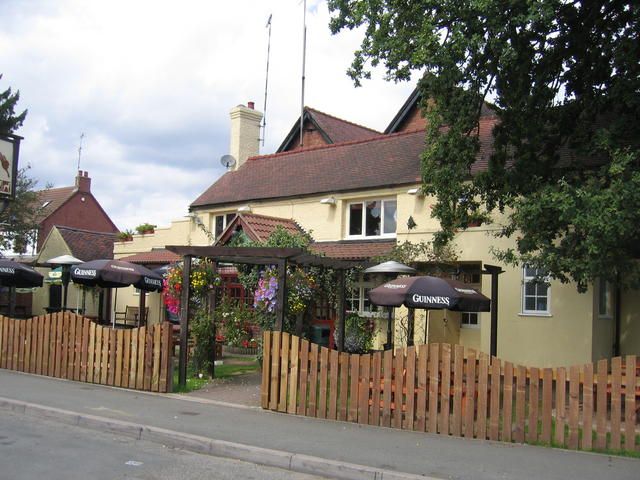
[329,0,640,291]
[0,74,27,133]
[0,74,41,254]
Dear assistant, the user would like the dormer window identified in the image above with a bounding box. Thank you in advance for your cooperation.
[347,198,397,239]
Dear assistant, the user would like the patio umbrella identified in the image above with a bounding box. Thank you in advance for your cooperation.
[0,259,43,318]
[0,259,44,288]
[368,276,491,312]
[71,259,163,328]
[70,259,163,292]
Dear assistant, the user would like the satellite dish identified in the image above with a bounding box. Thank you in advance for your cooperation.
[220,154,236,169]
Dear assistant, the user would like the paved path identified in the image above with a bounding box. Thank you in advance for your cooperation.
[1,370,638,480]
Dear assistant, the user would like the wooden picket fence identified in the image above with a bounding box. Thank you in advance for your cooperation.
[0,313,173,393]
[262,331,639,453]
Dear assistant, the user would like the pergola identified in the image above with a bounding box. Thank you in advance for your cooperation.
[165,245,362,387]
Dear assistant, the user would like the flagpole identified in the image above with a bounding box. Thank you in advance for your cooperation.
[299,0,307,147]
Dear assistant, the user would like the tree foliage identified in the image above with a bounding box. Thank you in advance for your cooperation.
[0,74,27,133]
[329,0,640,291]
[0,167,43,254]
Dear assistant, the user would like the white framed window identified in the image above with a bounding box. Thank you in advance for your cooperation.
[213,213,237,239]
[347,198,397,239]
[461,312,479,328]
[522,266,550,315]
[347,279,384,317]
[598,279,613,318]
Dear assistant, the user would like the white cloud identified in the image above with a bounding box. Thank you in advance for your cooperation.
[1,0,416,231]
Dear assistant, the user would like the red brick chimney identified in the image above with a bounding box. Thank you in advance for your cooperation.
[75,170,91,193]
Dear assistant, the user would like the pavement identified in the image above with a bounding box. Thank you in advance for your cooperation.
[1,369,639,480]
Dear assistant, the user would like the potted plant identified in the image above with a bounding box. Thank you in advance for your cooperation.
[117,229,134,242]
[135,223,156,235]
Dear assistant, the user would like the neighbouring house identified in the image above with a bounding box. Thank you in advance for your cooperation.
[115,95,639,367]
[33,226,117,320]
[34,170,119,252]
[2,170,120,318]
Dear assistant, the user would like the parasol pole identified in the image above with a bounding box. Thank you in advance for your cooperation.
[113,289,118,328]
[385,307,393,350]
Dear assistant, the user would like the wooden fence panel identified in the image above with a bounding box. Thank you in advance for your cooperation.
[279,332,291,413]
[348,354,359,423]
[477,353,489,440]
[502,361,513,442]
[596,359,608,450]
[289,336,301,416]
[327,348,338,420]
[451,345,463,437]
[582,363,594,451]
[383,349,393,428]
[24,319,33,373]
[370,351,382,426]
[405,346,417,431]
[568,365,580,449]
[0,315,171,393]
[0,317,7,369]
[338,352,350,422]
[427,344,439,434]
[393,348,405,430]
[297,338,309,416]
[489,358,501,441]
[624,355,636,453]
[555,367,567,447]
[317,345,329,419]
[261,331,271,409]
[358,354,370,425]
[269,331,281,411]
[439,344,451,435]
[527,367,539,443]
[415,345,428,432]
[464,351,477,439]
[514,365,526,443]
[541,368,553,444]
[151,325,161,392]
[610,357,622,450]
[308,342,319,417]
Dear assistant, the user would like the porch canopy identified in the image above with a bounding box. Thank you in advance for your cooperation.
[166,245,362,387]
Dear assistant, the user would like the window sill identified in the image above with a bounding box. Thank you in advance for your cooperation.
[461,325,480,330]
[518,312,552,318]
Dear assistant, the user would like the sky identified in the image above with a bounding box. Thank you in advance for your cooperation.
[1,0,416,232]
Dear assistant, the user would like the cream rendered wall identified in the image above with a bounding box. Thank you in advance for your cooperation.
[117,184,632,366]
[112,217,206,327]
[396,191,598,367]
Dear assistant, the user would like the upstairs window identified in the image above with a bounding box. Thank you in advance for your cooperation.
[347,198,396,239]
[598,279,613,318]
[522,266,550,315]
[213,213,236,239]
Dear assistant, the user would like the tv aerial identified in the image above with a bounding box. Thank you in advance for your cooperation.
[220,154,236,170]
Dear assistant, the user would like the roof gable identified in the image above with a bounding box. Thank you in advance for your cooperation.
[216,213,307,245]
[277,107,380,152]
[35,186,76,223]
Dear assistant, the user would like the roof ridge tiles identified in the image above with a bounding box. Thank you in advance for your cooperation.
[247,127,426,163]
[306,107,381,134]
[56,225,118,236]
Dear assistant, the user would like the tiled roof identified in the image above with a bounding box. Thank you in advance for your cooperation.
[310,240,395,260]
[217,213,307,245]
[35,186,76,222]
[57,226,117,261]
[192,117,497,208]
[306,108,381,145]
[118,249,180,265]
